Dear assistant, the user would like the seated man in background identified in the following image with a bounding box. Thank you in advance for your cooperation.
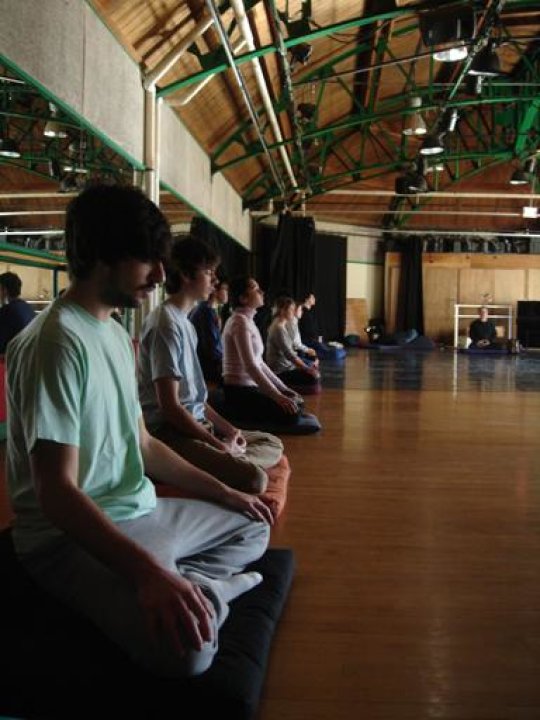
[469,306,498,349]
[190,278,228,384]
[6,184,272,679]
[138,238,283,495]
[0,272,35,353]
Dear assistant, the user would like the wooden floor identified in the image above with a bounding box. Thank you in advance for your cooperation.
[260,353,540,720]
[2,351,540,719]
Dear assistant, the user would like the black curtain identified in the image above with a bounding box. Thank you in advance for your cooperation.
[190,216,249,280]
[267,215,316,302]
[314,232,347,341]
[396,236,424,334]
[254,218,347,340]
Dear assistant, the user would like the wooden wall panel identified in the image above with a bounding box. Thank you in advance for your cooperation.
[458,269,495,304]
[493,270,526,304]
[526,269,540,299]
[422,268,458,341]
[386,253,540,342]
[345,298,368,338]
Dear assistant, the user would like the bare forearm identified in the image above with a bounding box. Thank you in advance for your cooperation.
[162,402,222,448]
[142,433,233,504]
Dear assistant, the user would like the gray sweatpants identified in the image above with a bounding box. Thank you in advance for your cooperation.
[21,498,270,677]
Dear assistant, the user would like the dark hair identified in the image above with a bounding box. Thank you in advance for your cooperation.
[65,184,171,279]
[301,291,315,303]
[0,272,22,298]
[228,275,254,309]
[164,236,219,294]
[273,295,295,318]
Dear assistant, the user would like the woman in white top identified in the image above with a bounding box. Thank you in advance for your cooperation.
[222,277,302,424]
[266,296,320,388]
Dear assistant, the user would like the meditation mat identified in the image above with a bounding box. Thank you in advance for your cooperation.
[155,454,291,519]
[207,389,322,435]
[0,528,294,720]
[458,347,509,355]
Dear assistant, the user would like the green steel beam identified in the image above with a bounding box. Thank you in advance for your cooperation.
[0,242,66,263]
[157,3,449,99]
[214,94,533,174]
[515,98,540,154]
[160,0,538,97]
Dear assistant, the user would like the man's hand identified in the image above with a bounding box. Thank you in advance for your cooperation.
[307,348,317,358]
[223,490,277,525]
[137,564,215,655]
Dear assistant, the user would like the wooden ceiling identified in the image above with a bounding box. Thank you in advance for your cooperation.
[2,0,540,241]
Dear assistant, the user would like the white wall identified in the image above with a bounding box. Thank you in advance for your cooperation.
[1,0,250,247]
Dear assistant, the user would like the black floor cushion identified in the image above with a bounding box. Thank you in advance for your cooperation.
[0,529,294,720]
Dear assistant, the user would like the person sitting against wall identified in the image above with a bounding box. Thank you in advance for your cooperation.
[0,272,36,354]
[267,296,320,390]
[189,278,228,384]
[222,277,305,425]
[138,239,283,495]
[469,306,498,349]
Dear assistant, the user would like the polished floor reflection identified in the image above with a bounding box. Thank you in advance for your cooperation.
[261,350,540,720]
[322,348,540,393]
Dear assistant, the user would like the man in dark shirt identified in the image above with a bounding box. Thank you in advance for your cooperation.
[0,272,35,353]
[469,306,498,349]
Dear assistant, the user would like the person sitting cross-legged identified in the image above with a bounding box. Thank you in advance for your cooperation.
[221,276,307,425]
[287,300,319,367]
[6,184,273,680]
[469,306,499,349]
[267,296,320,390]
[138,238,283,495]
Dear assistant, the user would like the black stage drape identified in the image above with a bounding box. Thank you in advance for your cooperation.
[314,232,347,341]
[190,216,249,280]
[396,236,424,334]
[255,218,347,340]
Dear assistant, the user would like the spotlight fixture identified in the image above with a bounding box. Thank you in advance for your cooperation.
[468,43,501,77]
[433,45,468,63]
[420,7,474,62]
[420,133,445,156]
[523,206,538,219]
[407,172,428,193]
[509,167,529,185]
[290,43,312,66]
[62,164,89,174]
[402,96,427,136]
[442,107,459,133]
[43,103,68,138]
[510,158,537,185]
[297,103,317,121]
[425,162,445,174]
[0,136,21,158]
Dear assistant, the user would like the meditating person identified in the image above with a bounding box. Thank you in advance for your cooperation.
[222,276,304,425]
[189,278,228,383]
[267,296,320,389]
[0,272,35,353]
[298,291,321,349]
[6,184,273,679]
[287,301,319,366]
[469,306,498,349]
[138,237,283,495]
